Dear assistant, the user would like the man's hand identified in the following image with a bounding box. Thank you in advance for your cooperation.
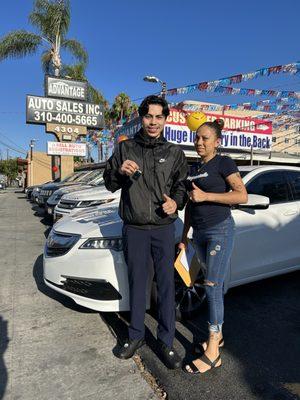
[189,182,208,203]
[119,160,139,176]
[162,194,177,215]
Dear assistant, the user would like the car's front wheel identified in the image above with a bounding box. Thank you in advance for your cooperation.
[174,270,206,321]
[151,269,206,321]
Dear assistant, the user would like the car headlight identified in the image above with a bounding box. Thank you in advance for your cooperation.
[79,237,123,251]
[77,198,115,208]
[47,230,81,248]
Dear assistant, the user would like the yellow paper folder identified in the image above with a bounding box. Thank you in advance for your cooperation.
[174,240,202,287]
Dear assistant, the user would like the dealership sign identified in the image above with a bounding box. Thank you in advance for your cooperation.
[45,76,88,101]
[26,95,104,129]
[115,108,273,151]
[164,109,273,151]
[47,141,87,156]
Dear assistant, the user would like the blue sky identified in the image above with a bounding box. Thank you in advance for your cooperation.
[0,0,299,158]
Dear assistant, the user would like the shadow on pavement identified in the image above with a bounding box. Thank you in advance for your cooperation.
[33,254,97,314]
[120,271,300,400]
[0,316,8,400]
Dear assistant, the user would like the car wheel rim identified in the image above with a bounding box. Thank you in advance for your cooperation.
[175,273,206,315]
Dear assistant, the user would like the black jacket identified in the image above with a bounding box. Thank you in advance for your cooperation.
[104,129,188,227]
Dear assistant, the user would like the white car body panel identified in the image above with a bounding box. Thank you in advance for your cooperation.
[54,186,120,219]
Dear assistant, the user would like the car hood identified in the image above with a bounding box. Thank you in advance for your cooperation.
[54,204,122,238]
[41,181,82,190]
[54,204,185,241]
[62,186,120,201]
[54,184,93,196]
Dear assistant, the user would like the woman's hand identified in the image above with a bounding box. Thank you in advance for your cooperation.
[189,182,208,203]
[178,236,188,250]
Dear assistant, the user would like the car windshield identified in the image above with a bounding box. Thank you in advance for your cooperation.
[79,170,103,183]
[61,171,86,183]
[88,171,104,185]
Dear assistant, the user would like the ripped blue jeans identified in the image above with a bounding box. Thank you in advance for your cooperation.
[192,215,235,333]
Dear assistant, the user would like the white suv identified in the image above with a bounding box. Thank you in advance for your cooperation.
[43,166,300,317]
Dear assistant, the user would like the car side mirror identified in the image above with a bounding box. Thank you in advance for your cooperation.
[235,194,270,210]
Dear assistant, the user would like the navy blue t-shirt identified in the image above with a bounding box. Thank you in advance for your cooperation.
[186,155,238,229]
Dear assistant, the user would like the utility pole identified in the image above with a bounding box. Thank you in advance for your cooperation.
[29,139,36,186]
[30,139,36,161]
[6,148,9,160]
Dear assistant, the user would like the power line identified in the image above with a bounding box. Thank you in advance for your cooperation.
[0,138,27,156]
[0,131,28,153]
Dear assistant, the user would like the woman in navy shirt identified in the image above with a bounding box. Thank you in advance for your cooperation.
[181,119,248,375]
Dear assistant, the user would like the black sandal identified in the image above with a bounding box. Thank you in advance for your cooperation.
[184,354,221,375]
[194,338,224,354]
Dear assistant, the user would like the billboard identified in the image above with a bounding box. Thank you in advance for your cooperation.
[114,108,273,152]
[26,95,104,129]
[165,109,273,151]
[47,141,87,156]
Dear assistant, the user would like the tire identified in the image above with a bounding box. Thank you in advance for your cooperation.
[174,270,206,321]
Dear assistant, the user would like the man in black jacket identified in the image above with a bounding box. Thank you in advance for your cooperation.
[104,95,188,369]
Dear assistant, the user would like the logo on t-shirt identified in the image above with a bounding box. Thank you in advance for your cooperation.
[187,172,208,181]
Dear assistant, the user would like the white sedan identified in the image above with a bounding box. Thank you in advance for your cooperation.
[43,165,300,317]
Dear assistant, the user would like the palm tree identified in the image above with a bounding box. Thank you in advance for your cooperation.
[0,0,87,77]
[110,93,132,125]
[63,62,110,125]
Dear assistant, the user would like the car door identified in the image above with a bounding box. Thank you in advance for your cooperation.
[230,170,298,286]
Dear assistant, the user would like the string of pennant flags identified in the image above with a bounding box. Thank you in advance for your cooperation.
[176,101,300,113]
[187,84,300,99]
[166,61,300,97]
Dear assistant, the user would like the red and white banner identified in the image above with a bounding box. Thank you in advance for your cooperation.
[164,109,273,151]
[47,141,86,156]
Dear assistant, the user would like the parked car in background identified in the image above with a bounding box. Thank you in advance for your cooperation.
[45,169,105,219]
[37,170,94,207]
[43,165,300,318]
[53,185,120,223]
[26,183,51,201]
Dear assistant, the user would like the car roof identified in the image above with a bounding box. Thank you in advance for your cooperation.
[238,165,300,172]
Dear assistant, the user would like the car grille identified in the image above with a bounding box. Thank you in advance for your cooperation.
[45,277,122,300]
[59,200,79,209]
[46,246,70,257]
[40,189,53,196]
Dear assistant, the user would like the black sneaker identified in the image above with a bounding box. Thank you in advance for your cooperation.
[116,338,145,359]
[157,340,182,369]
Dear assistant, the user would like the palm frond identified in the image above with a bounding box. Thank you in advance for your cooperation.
[88,85,108,107]
[61,62,86,80]
[47,0,70,39]
[61,39,88,65]
[29,0,70,41]
[0,30,42,61]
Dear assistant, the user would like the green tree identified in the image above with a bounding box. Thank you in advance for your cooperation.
[110,93,132,125]
[63,62,110,125]
[0,159,18,185]
[0,0,88,76]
